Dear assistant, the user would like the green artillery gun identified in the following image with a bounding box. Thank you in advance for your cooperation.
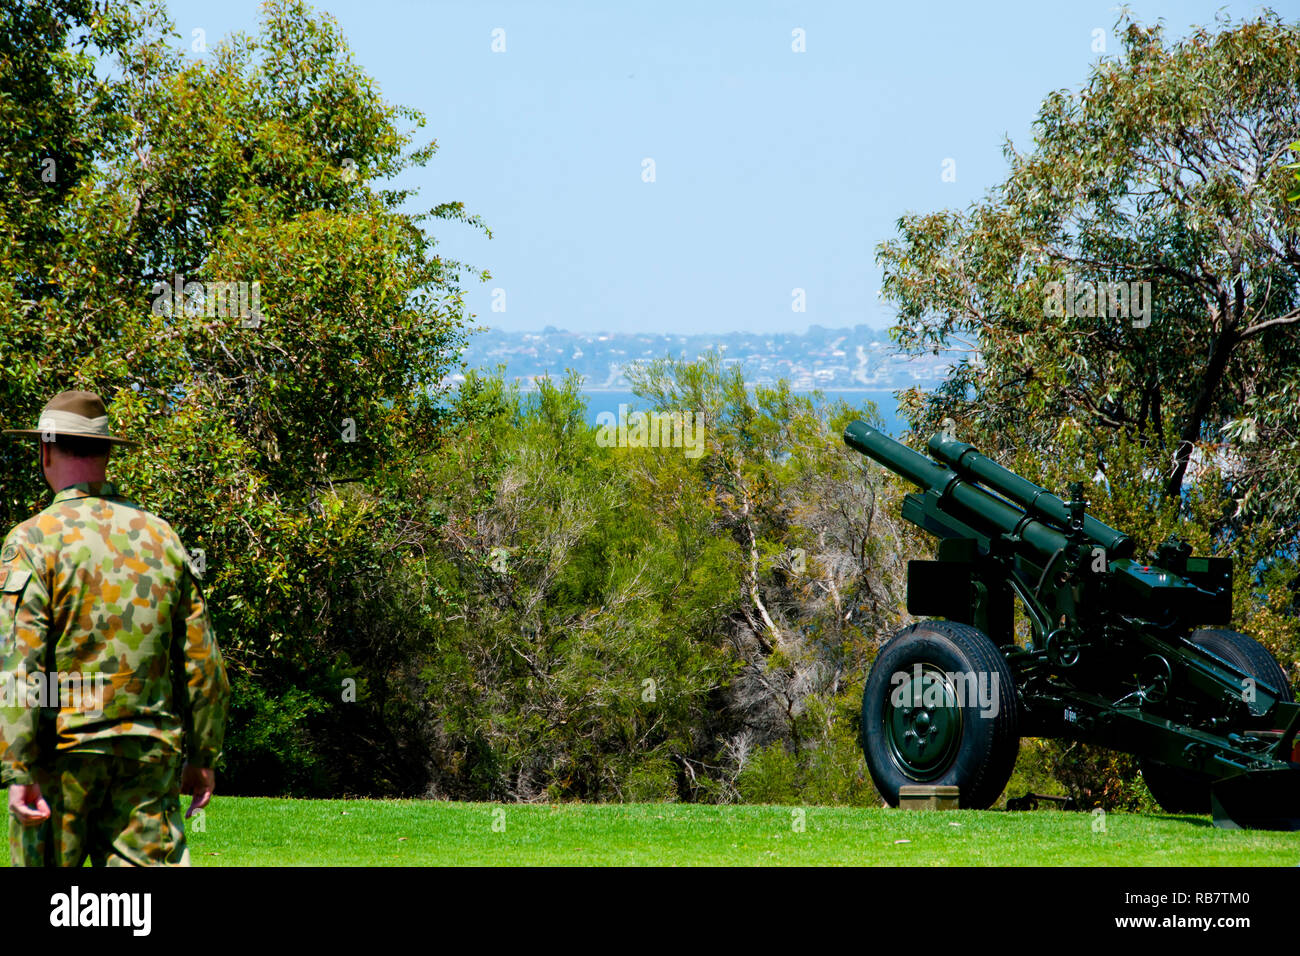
[843,419,1300,829]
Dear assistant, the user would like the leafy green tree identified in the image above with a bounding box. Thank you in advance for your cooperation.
[880,10,1299,528]
[627,353,906,804]
[386,371,733,800]
[0,0,481,792]
[351,357,906,805]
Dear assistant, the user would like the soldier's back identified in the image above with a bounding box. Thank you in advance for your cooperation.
[3,480,196,761]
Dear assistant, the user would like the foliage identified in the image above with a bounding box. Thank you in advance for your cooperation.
[1286,140,1300,204]
[0,0,479,793]
[881,10,1300,543]
[221,673,333,796]
[363,362,905,802]
[736,695,879,806]
[1045,744,1158,813]
[1002,739,1068,805]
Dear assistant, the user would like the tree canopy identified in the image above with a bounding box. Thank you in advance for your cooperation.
[0,0,484,789]
[879,11,1300,553]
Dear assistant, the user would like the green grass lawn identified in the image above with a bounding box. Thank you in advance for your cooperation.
[179,799,1300,865]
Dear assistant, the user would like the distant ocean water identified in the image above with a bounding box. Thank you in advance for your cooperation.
[578,388,906,437]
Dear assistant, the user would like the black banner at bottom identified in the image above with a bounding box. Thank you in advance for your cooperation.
[0,864,1290,943]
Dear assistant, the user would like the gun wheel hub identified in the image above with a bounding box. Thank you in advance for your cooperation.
[885,664,963,778]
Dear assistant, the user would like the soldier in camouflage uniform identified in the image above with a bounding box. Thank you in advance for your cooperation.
[0,390,230,866]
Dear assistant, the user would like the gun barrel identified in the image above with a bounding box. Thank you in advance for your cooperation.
[927,433,1135,560]
[843,420,954,492]
[843,420,1071,562]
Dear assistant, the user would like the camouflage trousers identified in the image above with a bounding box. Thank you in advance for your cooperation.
[9,753,189,867]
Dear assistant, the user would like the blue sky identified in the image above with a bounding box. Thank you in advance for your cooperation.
[164,0,1292,334]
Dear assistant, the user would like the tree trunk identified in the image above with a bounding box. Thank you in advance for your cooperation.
[1164,324,1237,500]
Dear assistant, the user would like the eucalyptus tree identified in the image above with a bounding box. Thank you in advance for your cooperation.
[0,0,479,792]
[878,12,1300,555]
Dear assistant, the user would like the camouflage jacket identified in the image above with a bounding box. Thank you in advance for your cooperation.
[0,481,229,785]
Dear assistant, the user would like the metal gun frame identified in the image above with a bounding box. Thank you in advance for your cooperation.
[845,420,1300,829]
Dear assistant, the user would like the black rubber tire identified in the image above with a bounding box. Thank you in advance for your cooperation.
[1140,629,1293,814]
[861,620,1020,810]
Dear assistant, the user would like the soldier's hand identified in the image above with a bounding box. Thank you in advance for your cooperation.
[180,763,215,819]
[8,784,50,827]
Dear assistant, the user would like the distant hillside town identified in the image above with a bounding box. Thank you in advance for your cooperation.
[452,324,952,391]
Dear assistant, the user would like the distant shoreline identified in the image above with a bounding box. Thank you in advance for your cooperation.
[493,384,911,435]
[527,386,909,393]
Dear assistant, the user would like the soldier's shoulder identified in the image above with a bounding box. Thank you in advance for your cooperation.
[101,486,170,528]
[3,512,42,539]
[117,498,178,535]
[2,512,49,563]
[117,502,203,580]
